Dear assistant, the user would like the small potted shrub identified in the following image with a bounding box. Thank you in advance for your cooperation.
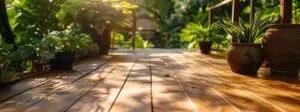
[76,43,100,60]
[181,22,219,54]
[45,27,91,70]
[219,13,270,74]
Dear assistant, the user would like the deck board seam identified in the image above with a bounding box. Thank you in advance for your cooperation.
[107,57,139,112]
[162,56,199,112]
[150,59,154,112]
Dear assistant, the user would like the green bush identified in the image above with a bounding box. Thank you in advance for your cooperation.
[43,27,92,52]
[87,43,100,57]
[135,35,153,48]
[180,22,224,49]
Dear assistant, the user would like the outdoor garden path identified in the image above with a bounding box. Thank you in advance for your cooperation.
[0,49,300,112]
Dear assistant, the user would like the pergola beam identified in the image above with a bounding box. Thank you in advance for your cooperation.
[280,0,292,24]
[207,0,240,23]
[207,0,232,11]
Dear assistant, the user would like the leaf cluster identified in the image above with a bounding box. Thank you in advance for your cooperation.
[219,12,270,44]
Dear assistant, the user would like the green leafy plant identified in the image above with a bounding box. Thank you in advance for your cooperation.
[44,27,92,53]
[180,22,222,48]
[8,0,65,45]
[0,44,15,81]
[135,35,153,48]
[219,12,270,44]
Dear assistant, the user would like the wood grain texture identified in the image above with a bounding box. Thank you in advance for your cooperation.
[151,57,195,112]
[22,58,119,112]
[0,57,113,112]
[66,56,137,112]
[109,57,152,112]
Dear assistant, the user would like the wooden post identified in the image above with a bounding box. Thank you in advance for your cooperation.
[111,31,115,49]
[132,9,137,50]
[232,0,240,22]
[250,0,256,24]
[280,0,292,24]
[208,10,213,25]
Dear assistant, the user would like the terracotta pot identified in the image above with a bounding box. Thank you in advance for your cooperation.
[227,44,264,74]
[263,24,300,74]
[199,41,212,54]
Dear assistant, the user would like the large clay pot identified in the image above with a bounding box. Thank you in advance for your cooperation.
[263,24,300,74]
[227,44,264,74]
[199,41,212,54]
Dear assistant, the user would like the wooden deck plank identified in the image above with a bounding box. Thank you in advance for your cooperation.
[21,57,123,112]
[172,54,291,112]
[181,52,300,112]
[0,57,113,112]
[183,52,300,94]
[109,57,152,112]
[162,55,238,112]
[0,49,300,112]
[0,57,111,102]
[66,55,137,112]
[184,51,300,95]
[151,57,195,112]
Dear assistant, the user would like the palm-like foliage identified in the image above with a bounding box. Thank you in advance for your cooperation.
[180,22,223,49]
[219,12,270,44]
[180,22,211,42]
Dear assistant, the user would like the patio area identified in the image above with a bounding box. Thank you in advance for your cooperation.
[0,49,299,112]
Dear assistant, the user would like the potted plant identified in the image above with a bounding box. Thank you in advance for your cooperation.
[219,13,270,74]
[45,27,91,70]
[180,22,219,54]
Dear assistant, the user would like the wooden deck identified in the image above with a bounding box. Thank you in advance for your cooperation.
[0,49,300,112]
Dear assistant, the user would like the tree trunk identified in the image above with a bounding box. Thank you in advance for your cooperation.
[0,0,16,44]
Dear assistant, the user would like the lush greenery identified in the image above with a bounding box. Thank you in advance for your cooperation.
[180,22,223,49]
[131,0,300,48]
[0,0,137,82]
[113,32,153,48]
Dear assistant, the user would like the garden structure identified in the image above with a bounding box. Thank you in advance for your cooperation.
[0,0,300,112]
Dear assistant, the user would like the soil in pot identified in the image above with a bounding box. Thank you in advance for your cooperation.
[50,52,76,70]
[199,41,212,54]
[227,44,264,74]
[263,24,300,75]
